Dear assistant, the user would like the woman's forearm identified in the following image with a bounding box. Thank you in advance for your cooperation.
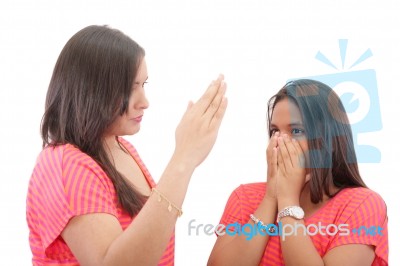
[103,156,194,265]
[208,196,277,266]
[278,199,324,266]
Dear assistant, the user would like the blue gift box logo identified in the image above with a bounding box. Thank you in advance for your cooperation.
[292,39,382,163]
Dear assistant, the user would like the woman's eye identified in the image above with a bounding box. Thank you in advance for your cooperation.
[142,81,148,88]
[291,128,305,135]
[269,128,279,136]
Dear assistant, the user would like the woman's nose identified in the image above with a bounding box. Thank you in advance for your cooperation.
[134,88,149,110]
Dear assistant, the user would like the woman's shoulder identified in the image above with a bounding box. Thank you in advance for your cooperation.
[38,143,86,160]
[30,143,115,204]
[219,182,267,224]
[230,182,266,200]
[325,187,387,221]
[334,187,386,207]
[36,143,102,173]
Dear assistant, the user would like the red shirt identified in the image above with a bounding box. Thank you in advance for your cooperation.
[26,138,174,265]
[218,182,388,265]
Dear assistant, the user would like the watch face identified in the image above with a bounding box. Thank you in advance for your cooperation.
[293,207,304,218]
[278,206,305,221]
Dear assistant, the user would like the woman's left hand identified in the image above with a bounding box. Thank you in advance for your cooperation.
[276,134,307,203]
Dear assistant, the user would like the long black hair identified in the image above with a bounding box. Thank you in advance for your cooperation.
[268,79,367,203]
[41,25,146,216]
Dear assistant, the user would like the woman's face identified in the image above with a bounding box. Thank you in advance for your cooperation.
[107,58,149,137]
[270,98,308,154]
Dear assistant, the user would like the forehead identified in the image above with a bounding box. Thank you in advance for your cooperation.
[271,98,303,124]
[136,58,148,77]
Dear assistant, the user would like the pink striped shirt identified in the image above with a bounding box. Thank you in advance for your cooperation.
[26,138,174,265]
[219,182,388,265]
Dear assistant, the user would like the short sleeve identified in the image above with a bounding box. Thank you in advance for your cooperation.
[328,191,388,265]
[218,183,267,235]
[27,145,117,251]
[219,188,244,231]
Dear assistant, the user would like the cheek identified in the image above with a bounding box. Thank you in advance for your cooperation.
[126,101,136,115]
[107,121,120,135]
[108,116,126,133]
[298,140,308,152]
[298,140,311,171]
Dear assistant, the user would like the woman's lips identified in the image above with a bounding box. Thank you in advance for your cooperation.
[132,115,143,122]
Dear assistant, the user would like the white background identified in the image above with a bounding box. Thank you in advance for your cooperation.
[1,0,399,265]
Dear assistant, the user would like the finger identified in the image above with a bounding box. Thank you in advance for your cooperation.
[204,80,227,123]
[193,74,224,114]
[267,132,279,171]
[269,146,278,178]
[209,96,228,130]
[283,135,298,167]
[277,146,287,175]
[291,138,306,168]
[277,135,291,169]
[267,132,279,153]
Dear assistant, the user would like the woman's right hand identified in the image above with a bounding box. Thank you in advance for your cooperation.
[172,75,228,170]
[266,131,279,200]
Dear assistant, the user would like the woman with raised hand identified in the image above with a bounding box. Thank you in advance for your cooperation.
[208,79,387,266]
[26,25,227,266]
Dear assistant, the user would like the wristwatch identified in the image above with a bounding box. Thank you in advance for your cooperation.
[277,206,304,221]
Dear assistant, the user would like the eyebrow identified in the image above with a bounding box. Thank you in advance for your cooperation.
[270,122,304,128]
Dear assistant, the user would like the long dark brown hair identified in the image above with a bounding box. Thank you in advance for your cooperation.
[267,79,367,203]
[41,25,146,216]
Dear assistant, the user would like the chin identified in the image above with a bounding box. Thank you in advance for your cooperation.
[126,126,141,136]
[115,127,140,137]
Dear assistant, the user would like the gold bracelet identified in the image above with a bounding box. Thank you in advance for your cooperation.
[151,188,183,217]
